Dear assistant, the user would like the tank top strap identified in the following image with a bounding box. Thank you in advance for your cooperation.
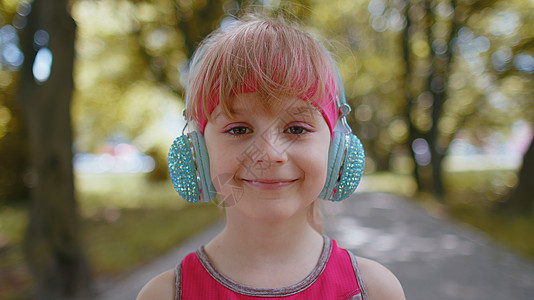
[174,261,182,300]
[344,249,370,300]
[174,252,199,300]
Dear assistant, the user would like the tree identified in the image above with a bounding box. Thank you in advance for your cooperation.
[17,0,92,298]
[499,32,534,214]
[504,135,534,214]
[400,0,504,198]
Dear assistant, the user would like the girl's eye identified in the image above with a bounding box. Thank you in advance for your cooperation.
[285,126,308,135]
[226,126,251,135]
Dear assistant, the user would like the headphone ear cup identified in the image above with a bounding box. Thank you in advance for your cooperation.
[319,131,346,200]
[331,133,365,201]
[168,131,216,203]
[319,132,365,201]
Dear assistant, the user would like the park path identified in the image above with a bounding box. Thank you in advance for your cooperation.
[96,192,534,300]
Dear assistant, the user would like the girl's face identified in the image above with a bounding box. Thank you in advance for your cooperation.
[204,93,330,224]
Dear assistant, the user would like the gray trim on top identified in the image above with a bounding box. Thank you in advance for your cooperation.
[174,235,369,299]
[174,262,182,300]
[195,235,332,297]
[347,250,369,300]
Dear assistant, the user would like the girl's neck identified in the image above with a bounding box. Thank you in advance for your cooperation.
[214,208,321,254]
[203,209,324,288]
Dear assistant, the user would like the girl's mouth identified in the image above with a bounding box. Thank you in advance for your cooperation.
[242,178,297,190]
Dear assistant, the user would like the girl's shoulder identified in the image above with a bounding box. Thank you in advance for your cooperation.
[355,255,406,300]
[136,268,175,300]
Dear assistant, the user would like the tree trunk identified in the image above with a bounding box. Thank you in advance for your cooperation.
[503,135,534,214]
[401,0,425,192]
[175,0,226,58]
[17,0,92,298]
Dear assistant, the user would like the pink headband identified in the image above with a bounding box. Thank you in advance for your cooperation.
[196,75,339,136]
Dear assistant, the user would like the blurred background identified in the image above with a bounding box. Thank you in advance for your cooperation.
[0,0,532,298]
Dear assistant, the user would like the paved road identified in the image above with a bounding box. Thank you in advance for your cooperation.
[324,193,534,300]
[96,192,534,300]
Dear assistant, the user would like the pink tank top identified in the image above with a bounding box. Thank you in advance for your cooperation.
[174,236,369,299]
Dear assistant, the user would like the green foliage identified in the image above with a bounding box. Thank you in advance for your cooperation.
[308,0,533,182]
[0,204,27,252]
[70,0,316,153]
[0,102,28,205]
[76,173,184,210]
[6,0,532,195]
[359,172,418,196]
[0,1,29,205]
[71,0,187,152]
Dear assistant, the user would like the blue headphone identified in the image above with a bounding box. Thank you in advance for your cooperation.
[168,51,365,204]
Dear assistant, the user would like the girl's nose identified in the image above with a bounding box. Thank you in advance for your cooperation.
[255,127,289,165]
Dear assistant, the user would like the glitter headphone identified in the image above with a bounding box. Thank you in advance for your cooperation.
[168,44,365,204]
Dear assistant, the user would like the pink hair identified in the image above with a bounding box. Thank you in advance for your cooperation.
[185,15,339,135]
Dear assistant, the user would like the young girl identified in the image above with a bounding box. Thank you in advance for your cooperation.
[138,15,405,300]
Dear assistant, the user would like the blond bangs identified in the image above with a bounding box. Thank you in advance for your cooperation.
[185,15,338,125]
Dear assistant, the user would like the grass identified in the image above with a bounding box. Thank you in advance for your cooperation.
[0,205,30,299]
[0,173,220,300]
[359,172,417,197]
[441,170,534,260]
[84,204,219,276]
[77,173,221,275]
[449,200,534,259]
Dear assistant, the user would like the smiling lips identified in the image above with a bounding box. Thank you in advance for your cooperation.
[242,178,298,190]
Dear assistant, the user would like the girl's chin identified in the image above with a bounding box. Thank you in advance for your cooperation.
[227,199,311,224]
